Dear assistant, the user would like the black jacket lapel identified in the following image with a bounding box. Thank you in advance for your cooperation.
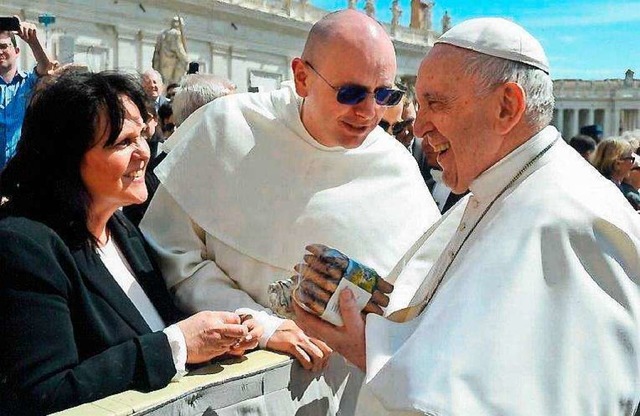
[71,242,152,334]
[108,212,184,325]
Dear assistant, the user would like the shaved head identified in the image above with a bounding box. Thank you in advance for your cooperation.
[301,10,393,67]
[292,9,397,148]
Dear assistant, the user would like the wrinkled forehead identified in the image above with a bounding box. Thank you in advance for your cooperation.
[143,72,161,83]
[417,45,468,88]
[422,44,466,71]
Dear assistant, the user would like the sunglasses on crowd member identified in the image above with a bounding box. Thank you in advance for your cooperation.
[379,118,415,136]
[304,61,404,106]
[162,123,175,133]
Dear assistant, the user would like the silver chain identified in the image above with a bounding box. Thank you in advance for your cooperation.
[420,137,559,311]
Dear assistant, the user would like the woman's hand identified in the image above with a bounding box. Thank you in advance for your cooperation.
[227,315,262,356]
[177,311,248,363]
[266,319,333,372]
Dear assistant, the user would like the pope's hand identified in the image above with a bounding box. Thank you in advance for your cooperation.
[294,288,366,372]
[293,243,394,316]
[266,319,332,372]
[177,311,249,363]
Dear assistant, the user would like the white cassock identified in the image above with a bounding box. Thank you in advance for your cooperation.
[140,82,440,415]
[358,126,640,416]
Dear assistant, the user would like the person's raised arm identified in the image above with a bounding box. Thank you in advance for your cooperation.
[14,17,54,76]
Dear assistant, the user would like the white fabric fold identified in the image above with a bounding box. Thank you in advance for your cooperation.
[162,324,187,380]
[153,82,439,277]
[358,126,640,415]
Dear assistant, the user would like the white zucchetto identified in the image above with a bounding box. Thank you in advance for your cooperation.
[435,17,550,74]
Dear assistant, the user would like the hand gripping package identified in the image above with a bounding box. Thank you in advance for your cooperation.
[268,244,392,326]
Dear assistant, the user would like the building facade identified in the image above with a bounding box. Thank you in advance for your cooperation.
[552,70,640,139]
[2,0,438,93]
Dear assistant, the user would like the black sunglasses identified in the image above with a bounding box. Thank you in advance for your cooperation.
[162,123,175,133]
[379,118,415,136]
[304,61,404,106]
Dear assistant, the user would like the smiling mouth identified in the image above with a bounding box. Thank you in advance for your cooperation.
[431,142,450,153]
[123,169,144,180]
[342,121,370,132]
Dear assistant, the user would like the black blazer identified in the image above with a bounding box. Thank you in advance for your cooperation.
[410,137,432,186]
[0,211,185,415]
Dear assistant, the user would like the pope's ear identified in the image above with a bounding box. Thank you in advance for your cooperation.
[291,58,311,98]
[494,82,526,135]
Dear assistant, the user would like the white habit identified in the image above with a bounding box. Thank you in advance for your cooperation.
[358,126,640,415]
[141,82,440,415]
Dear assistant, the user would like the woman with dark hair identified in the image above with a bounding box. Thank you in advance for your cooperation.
[0,71,261,415]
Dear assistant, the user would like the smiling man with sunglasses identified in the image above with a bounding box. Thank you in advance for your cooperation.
[140,9,439,415]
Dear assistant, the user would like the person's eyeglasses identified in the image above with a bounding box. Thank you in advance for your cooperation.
[620,156,635,161]
[304,61,404,107]
[379,118,415,136]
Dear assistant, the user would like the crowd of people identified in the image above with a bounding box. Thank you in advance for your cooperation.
[0,10,639,416]
[569,130,640,211]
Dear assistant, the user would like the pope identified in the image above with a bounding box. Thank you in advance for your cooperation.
[295,17,640,416]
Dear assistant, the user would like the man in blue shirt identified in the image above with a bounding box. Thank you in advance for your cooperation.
[0,17,53,170]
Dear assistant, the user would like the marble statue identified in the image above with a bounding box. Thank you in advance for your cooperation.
[152,16,189,85]
[365,0,375,17]
[441,10,451,33]
[424,0,433,30]
[391,0,402,30]
[410,0,431,30]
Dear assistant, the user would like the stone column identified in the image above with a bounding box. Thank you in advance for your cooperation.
[209,42,216,75]
[228,46,234,81]
[556,108,564,136]
[588,108,595,126]
[571,108,579,137]
[108,26,118,69]
[614,108,621,136]
[603,109,610,137]
[136,30,144,72]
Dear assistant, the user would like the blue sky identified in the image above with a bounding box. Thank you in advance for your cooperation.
[311,0,640,80]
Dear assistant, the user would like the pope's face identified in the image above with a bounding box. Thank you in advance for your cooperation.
[295,43,397,149]
[414,45,505,194]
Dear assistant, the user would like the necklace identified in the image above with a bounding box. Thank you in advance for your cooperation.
[421,137,559,311]
[389,137,559,323]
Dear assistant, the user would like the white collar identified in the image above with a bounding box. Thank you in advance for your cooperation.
[469,126,560,203]
[276,81,381,152]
